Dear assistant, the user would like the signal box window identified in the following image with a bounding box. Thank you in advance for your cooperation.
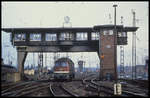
[46,33,57,41]
[109,30,113,35]
[30,33,41,41]
[76,32,87,40]
[91,32,99,40]
[118,32,127,37]
[103,30,113,35]
[60,32,73,40]
[14,33,26,41]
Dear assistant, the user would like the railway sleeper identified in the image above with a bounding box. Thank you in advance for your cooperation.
[61,84,79,97]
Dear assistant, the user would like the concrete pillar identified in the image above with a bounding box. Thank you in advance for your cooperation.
[17,51,27,80]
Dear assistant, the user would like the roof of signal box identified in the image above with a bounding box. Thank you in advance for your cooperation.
[2,25,138,33]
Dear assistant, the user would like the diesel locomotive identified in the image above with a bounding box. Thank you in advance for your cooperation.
[53,57,75,80]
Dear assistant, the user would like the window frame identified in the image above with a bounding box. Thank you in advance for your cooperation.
[45,33,57,41]
[14,33,26,41]
[29,33,41,41]
[91,32,99,40]
[59,32,74,41]
[76,32,88,41]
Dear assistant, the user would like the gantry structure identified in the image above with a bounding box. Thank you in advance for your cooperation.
[2,25,138,80]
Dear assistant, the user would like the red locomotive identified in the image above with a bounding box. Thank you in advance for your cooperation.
[53,58,75,80]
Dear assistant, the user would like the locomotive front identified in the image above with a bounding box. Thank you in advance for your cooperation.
[53,58,75,80]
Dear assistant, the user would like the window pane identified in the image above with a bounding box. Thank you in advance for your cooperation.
[118,32,122,37]
[91,32,99,40]
[59,32,73,40]
[109,30,113,35]
[30,33,41,41]
[46,33,57,41]
[118,32,127,37]
[60,33,65,40]
[55,62,60,66]
[103,31,108,35]
[14,33,26,41]
[76,32,87,40]
[122,32,127,37]
[61,62,67,67]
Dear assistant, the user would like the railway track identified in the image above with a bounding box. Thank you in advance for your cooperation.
[119,78,149,89]
[15,82,50,97]
[82,74,108,96]
[49,82,78,97]
[1,80,50,97]
[92,78,148,97]
[1,81,35,94]
[1,81,24,90]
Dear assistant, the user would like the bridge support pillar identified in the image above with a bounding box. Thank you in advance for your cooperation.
[17,50,27,80]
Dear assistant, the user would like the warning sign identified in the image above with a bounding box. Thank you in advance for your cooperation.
[100,55,104,59]
[114,83,122,95]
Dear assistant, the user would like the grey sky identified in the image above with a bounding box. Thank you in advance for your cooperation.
[1,1,149,68]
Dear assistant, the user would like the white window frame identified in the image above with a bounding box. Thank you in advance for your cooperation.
[122,32,127,37]
[76,32,87,41]
[60,32,73,40]
[91,32,99,40]
[109,30,113,35]
[45,33,57,41]
[118,32,127,37]
[59,32,66,40]
[30,33,41,41]
[14,33,26,41]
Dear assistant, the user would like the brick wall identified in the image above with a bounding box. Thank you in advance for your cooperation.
[100,30,116,79]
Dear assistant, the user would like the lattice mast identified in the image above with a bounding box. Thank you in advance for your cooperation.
[38,52,43,75]
[120,16,125,78]
[132,9,136,79]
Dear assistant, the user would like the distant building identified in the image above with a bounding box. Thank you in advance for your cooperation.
[24,69,35,75]
[136,65,146,78]
[144,59,148,78]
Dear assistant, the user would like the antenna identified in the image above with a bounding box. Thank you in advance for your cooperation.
[63,16,72,27]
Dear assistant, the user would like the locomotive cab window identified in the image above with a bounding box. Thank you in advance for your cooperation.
[55,62,60,66]
[14,33,26,41]
[61,62,67,67]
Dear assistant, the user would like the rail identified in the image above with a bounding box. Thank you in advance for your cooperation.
[49,82,78,97]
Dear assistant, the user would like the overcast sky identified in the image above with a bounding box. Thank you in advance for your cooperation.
[1,1,149,69]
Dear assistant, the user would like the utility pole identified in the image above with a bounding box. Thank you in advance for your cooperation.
[45,53,47,69]
[113,4,118,82]
[113,4,122,96]
[33,53,35,69]
[132,9,136,79]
